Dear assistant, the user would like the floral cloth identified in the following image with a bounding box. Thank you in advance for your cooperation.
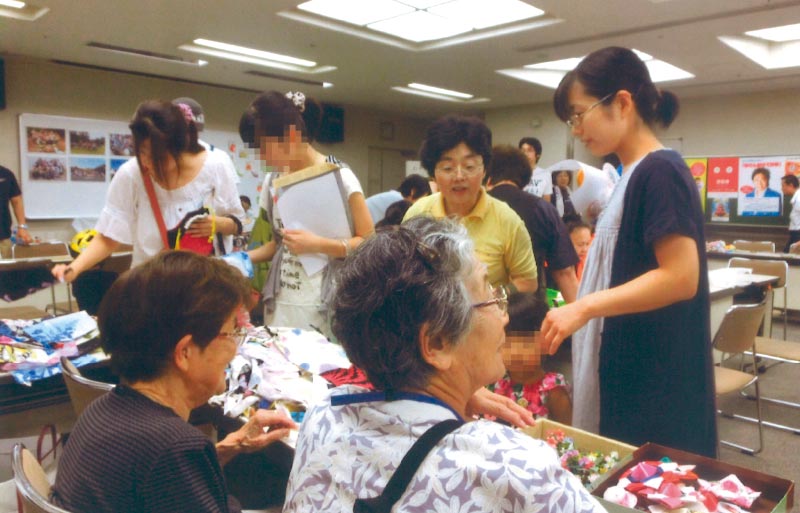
[489,372,569,419]
[284,385,605,513]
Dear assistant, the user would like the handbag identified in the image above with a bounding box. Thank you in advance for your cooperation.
[353,419,463,513]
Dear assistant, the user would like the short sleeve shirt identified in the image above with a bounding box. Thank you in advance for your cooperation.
[524,166,553,197]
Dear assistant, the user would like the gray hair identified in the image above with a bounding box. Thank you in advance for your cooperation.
[331,216,476,391]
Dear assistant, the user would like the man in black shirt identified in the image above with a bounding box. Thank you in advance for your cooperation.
[0,165,32,258]
[486,146,579,303]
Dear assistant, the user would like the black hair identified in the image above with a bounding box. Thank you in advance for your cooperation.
[567,220,592,236]
[552,170,572,188]
[487,145,531,189]
[419,116,492,177]
[517,137,542,157]
[781,174,799,188]
[553,46,679,129]
[397,174,432,200]
[375,200,413,229]
[506,292,549,332]
[97,251,252,382]
[752,167,770,182]
[239,91,323,147]
[129,100,202,184]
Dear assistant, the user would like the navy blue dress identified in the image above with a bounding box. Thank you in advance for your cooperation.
[599,150,717,457]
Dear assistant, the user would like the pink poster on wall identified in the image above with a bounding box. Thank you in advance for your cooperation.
[706,157,739,198]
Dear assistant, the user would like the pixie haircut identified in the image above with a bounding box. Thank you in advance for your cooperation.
[419,116,492,177]
[332,217,476,391]
[752,167,770,182]
[398,174,432,200]
[239,90,322,148]
[97,251,252,383]
[129,100,203,185]
[782,174,799,188]
[553,46,679,129]
[518,137,542,157]
[488,145,532,189]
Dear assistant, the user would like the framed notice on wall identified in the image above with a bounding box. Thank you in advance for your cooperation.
[18,113,264,220]
[18,113,134,219]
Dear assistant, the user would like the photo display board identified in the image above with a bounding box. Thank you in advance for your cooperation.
[685,155,799,226]
[18,114,265,220]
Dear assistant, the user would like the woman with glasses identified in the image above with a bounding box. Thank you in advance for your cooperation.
[52,251,296,513]
[542,47,716,457]
[284,217,603,513]
[404,115,538,293]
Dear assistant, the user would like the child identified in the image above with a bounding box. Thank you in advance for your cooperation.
[568,221,592,281]
[489,292,572,424]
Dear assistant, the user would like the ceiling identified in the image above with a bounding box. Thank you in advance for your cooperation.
[3,0,800,117]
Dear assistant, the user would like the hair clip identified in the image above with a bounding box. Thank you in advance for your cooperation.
[285,91,306,112]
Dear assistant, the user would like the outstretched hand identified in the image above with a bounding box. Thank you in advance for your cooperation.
[466,387,535,428]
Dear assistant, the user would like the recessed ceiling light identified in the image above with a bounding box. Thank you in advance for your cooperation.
[179,39,335,74]
[408,82,473,99]
[745,23,800,43]
[501,49,693,89]
[298,0,414,26]
[369,10,471,42]
[719,35,800,69]
[0,0,47,20]
[0,0,25,8]
[392,86,489,103]
[427,0,543,30]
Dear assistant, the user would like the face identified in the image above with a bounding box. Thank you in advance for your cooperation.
[570,227,592,259]
[501,332,541,382]
[188,310,241,403]
[753,173,768,193]
[137,139,177,180]
[520,143,539,167]
[567,82,625,157]
[448,260,508,389]
[782,180,794,195]
[556,171,570,188]
[434,142,486,216]
[258,125,305,171]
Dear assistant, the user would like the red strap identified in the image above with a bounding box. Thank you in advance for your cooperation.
[141,171,170,250]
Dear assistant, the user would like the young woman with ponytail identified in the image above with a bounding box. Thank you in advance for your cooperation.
[541,47,716,457]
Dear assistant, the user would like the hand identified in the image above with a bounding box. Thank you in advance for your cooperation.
[281,229,323,255]
[16,227,32,245]
[465,387,535,428]
[229,409,297,453]
[185,216,215,238]
[540,301,590,355]
[51,263,77,283]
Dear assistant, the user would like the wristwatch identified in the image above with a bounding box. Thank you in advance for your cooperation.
[16,224,28,230]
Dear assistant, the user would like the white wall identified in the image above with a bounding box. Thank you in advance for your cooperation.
[0,55,431,240]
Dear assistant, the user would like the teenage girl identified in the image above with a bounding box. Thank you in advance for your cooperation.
[540,47,716,457]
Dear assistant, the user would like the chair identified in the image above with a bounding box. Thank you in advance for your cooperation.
[728,257,788,339]
[12,443,72,513]
[59,356,114,417]
[732,240,775,252]
[714,302,766,455]
[12,242,74,315]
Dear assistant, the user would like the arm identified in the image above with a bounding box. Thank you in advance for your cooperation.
[52,233,119,283]
[541,233,699,354]
[507,219,538,293]
[465,387,535,428]
[512,277,538,293]
[545,387,573,425]
[280,192,375,259]
[551,266,579,303]
[247,239,277,264]
[215,409,297,466]
[9,195,32,244]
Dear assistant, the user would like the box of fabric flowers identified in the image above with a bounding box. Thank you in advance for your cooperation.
[522,419,638,490]
[591,443,794,513]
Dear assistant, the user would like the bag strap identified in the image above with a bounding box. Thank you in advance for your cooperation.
[353,419,463,513]
[141,171,170,250]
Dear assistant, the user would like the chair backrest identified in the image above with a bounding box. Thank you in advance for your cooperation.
[60,356,115,417]
[713,303,766,354]
[732,240,775,252]
[12,444,72,513]
[12,242,70,260]
[728,257,788,288]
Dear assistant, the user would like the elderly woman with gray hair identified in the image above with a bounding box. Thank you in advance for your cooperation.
[283,217,604,513]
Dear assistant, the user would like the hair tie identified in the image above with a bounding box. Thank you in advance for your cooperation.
[285,91,306,112]
[176,103,196,123]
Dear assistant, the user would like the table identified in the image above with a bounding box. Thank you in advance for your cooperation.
[707,249,800,312]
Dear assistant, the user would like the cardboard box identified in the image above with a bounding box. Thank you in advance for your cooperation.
[592,443,795,513]
[522,419,638,459]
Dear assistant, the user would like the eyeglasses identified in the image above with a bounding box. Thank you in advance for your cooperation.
[472,284,508,314]
[566,92,615,128]
[435,160,484,177]
[217,327,248,347]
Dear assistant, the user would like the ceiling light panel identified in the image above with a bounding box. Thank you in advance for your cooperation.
[298,0,413,26]
[745,23,800,43]
[193,38,316,67]
[0,0,25,8]
[408,82,472,98]
[427,0,543,30]
[397,0,450,8]
[369,10,471,42]
[0,0,47,20]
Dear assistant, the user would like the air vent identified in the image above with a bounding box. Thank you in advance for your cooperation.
[87,42,207,66]
[244,70,332,88]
